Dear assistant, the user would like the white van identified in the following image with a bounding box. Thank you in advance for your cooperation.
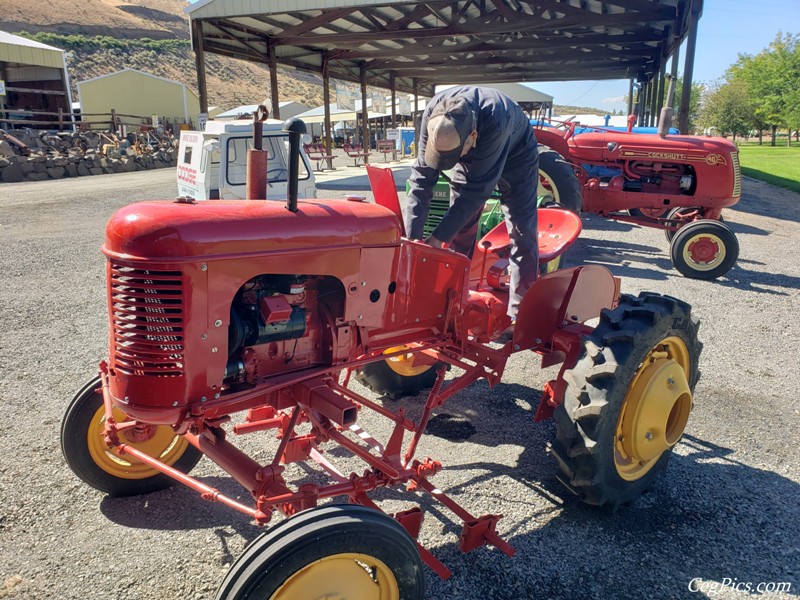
[177,119,316,200]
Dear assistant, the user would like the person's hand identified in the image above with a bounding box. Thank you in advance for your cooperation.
[425,235,445,248]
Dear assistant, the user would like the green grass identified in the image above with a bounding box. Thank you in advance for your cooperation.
[737,143,800,194]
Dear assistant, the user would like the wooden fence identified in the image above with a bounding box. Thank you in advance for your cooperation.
[0,108,191,133]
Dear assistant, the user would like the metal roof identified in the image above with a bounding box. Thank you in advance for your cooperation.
[0,30,65,69]
[186,0,701,96]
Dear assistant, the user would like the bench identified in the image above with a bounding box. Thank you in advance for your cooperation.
[376,139,400,162]
[343,143,371,167]
[302,143,335,171]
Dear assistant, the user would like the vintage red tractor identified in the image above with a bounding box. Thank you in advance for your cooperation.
[61,119,702,599]
[534,113,741,280]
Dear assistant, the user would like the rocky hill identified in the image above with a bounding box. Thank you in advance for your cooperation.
[2,0,325,109]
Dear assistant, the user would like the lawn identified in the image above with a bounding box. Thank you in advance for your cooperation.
[737,143,800,194]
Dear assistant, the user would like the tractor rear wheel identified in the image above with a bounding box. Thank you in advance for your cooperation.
[356,346,442,400]
[669,219,738,279]
[537,146,582,213]
[61,377,202,496]
[215,504,425,600]
[552,293,701,510]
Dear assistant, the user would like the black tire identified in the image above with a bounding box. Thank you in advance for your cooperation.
[61,377,203,496]
[356,349,442,400]
[537,146,582,213]
[663,207,723,243]
[552,293,701,510]
[669,219,738,280]
[215,504,425,600]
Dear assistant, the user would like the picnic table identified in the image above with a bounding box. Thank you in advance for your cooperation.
[302,142,335,171]
[376,139,400,162]
[343,143,371,167]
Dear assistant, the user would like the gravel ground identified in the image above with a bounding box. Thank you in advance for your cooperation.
[0,169,798,599]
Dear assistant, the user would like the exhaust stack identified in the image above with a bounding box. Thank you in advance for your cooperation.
[283,118,307,213]
[658,75,677,138]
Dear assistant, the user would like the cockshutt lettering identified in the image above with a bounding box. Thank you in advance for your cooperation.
[648,152,685,160]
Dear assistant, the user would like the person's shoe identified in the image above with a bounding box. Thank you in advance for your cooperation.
[494,323,515,345]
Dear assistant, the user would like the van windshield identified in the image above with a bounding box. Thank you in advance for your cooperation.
[226,135,309,186]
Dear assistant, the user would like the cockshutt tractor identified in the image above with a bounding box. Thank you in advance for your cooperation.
[535,102,742,280]
[62,119,702,599]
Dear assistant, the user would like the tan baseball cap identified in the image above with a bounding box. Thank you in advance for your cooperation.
[424,97,476,171]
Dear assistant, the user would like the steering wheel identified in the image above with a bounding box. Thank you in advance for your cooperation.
[267,168,288,181]
[268,168,288,179]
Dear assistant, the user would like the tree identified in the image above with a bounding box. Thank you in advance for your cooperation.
[700,79,753,140]
[727,32,800,146]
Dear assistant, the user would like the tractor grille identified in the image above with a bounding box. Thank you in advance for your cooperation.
[110,265,185,377]
[423,194,451,238]
[731,152,742,197]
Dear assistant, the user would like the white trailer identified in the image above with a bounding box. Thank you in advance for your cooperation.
[177,119,316,200]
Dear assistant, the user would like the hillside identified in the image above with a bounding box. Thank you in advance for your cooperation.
[2,0,326,110]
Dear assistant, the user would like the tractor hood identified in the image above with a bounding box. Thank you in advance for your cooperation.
[103,199,402,261]
[569,131,739,164]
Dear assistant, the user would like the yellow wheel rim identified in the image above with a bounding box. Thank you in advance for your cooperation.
[615,336,693,481]
[87,404,190,479]
[538,171,560,204]
[682,232,726,271]
[384,345,432,377]
[543,255,562,274]
[271,553,399,600]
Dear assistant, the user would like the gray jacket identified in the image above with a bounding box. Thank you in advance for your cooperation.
[404,86,538,242]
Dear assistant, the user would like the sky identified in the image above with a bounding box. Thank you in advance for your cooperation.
[532,0,800,112]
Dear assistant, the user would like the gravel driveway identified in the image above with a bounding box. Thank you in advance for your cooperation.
[0,170,797,599]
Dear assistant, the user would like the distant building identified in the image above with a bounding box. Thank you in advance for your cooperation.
[214,101,310,121]
[77,68,201,128]
[0,30,74,128]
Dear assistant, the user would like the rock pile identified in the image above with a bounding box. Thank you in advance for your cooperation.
[0,128,179,183]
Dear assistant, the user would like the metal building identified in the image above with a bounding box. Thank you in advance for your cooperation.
[0,30,73,128]
[77,68,202,128]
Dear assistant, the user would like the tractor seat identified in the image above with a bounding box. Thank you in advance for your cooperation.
[477,207,582,265]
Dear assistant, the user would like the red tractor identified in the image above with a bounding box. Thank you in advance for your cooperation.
[535,115,741,280]
[61,119,702,599]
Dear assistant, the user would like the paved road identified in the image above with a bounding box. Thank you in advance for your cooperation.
[0,170,798,599]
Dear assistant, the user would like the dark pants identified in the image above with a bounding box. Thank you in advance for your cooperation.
[450,145,539,318]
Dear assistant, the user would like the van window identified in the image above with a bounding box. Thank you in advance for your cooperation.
[226,135,310,187]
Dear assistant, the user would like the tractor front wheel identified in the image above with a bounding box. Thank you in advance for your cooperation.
[537,146,582,213]
[356,346,442,400]
[552,293,701,510]
[669,219,738,279]
[215,504,425,600]
[61,377,202,496]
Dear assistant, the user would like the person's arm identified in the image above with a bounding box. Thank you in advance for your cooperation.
[430,116,512,242]
[403,108,438,239]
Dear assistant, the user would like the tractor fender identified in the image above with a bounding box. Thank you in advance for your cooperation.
[532,128,571,160]
[512,265,619,351]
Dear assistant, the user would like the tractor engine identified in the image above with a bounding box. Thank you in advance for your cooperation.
[604,160,696,196]
[224,274,338,385]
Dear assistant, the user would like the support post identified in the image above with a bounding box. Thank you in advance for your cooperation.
[651,68,662,126]
[627,78,634,116]
[638,82,648,126]
[268,42,280,119]
[655,60,667,118]
[390,72,397,129]
[191,19,208,114]
[322,53,334,169]
[413,79,419,157]
[360,62,369,158]
[679,4,700,134]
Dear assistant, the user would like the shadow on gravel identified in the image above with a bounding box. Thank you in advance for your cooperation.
[713,262,800,295]
[423,419,800,599]
[734,179,800,224]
